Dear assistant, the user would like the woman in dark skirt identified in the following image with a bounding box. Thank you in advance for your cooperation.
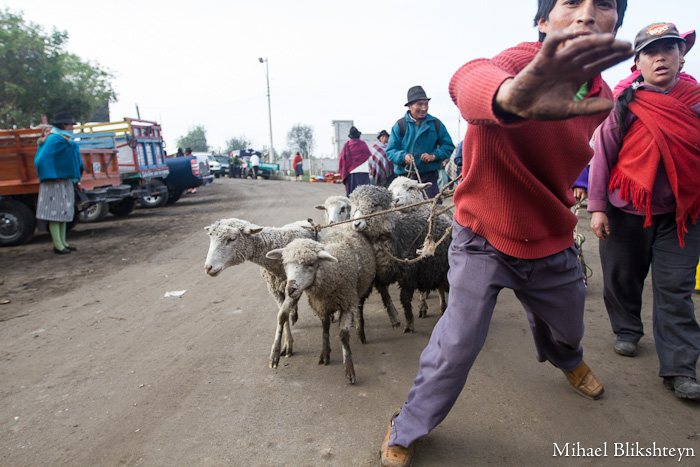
[337,126,371,196]
[34,112,84,254]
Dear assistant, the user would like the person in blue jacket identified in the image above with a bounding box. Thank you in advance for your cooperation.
[386,86,455,198]
[34,111,84,254]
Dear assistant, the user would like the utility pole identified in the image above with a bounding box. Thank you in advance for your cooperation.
[258,57,274,163]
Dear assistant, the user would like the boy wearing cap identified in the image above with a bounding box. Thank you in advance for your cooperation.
[386,86,454,198]
[380,1,633,466]
[589,22,700,401]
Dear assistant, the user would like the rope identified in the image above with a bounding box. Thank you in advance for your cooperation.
[304,176,461,264]
[574,199,593,286]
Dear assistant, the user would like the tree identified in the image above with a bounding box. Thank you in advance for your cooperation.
[279,149,292,160]
[224,135,252,154]
[176,125,209,152]
[0,9,116,128]
[287,124,315,159]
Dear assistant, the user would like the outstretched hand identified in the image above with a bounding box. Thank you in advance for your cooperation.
[495,29,633,121]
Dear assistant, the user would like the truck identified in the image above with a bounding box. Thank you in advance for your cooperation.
[233,149,279,179]
[74,118,171,211]
[0,127,131,246]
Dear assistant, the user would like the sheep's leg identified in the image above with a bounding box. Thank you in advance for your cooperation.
[400,287,415,334]
[318,313,332,365]
[338,308,356,384]
[418,292,429,318]
[274,294,296,357]
[376,284,401,329]
[356,301,367,344]
[439,287,448,315]
[269,299,292,368]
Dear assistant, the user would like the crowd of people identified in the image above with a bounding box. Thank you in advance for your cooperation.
[30,2,700,464]
[376,1,700,466]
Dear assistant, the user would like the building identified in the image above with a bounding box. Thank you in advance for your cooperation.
[331,120,378,159]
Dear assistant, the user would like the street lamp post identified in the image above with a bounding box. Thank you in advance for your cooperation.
[258,57,274,163]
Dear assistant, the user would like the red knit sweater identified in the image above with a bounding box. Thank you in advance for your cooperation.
[449,42,612,259]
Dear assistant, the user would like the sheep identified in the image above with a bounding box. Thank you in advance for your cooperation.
[388,176,452,316]
[203,218,315,360]
[266,226,376,383]
[350,184,451,333]
[314,195,351,224]
[315,195,402,329]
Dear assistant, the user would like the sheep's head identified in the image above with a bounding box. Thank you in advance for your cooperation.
[203,219,263,276]
[266,239,337,299]
[388,176,432,208]
[314,196,351,224]
[349,185,393,233]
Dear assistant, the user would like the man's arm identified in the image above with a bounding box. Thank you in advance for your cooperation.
[493,29,633,121]
[436,122,455,161]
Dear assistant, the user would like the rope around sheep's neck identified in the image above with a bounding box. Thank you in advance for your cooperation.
[305,176,461,264]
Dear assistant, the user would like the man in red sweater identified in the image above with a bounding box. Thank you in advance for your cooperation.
[380,1,633,466]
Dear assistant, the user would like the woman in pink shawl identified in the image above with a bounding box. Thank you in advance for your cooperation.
[338,126,371,196]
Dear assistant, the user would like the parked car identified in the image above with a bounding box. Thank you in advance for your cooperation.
[213,155,230,176]
[207,155,223,178]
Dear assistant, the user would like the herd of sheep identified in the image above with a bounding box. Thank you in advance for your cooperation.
[203,177,453,384]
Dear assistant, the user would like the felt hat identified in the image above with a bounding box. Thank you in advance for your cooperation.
[348,126,361,139]
[51,111,76,126]
[405,86,431,106]
[377,130,390,139]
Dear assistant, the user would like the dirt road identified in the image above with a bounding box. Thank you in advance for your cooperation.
[1,178,698,466]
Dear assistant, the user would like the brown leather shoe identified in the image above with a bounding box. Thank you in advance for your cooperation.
[562,361,604,400]
[380,410,415,467]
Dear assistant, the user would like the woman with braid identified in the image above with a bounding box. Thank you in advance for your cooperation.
[588,23,700,400]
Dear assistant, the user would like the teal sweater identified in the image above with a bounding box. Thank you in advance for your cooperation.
[386,112,455,175]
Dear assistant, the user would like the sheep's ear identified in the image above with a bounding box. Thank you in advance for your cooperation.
[314,205,326,211]
[204,226,211,232]
[318,251,338,263]
[246,227,264,235]
[417,182,432,190]
[266,248,284,260]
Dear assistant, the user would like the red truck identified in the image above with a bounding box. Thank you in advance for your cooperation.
[0,127,129,246]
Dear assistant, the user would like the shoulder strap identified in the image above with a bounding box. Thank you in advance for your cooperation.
[397,118,407,139]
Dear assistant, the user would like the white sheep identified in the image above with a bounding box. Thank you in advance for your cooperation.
[203,218,315,360]
[350,185,451,332]
[266,226,376,383]
[388,176,451,316]
[314,195,351,224]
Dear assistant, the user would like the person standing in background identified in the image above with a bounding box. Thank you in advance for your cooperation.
[293,151,304,181]
[338,126,371,196]
[386,86,455,199]
[368,130,394,187]
[34,111,84,255]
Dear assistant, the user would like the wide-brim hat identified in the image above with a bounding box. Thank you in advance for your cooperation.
[405,85,431,106]
[377,130,390,139]
[52,111,77,126]
[630,26,694,71]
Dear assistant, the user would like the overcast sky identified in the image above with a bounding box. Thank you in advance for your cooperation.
[3,0,699,157]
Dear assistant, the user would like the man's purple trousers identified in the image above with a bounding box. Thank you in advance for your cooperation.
[390,219,587,448]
